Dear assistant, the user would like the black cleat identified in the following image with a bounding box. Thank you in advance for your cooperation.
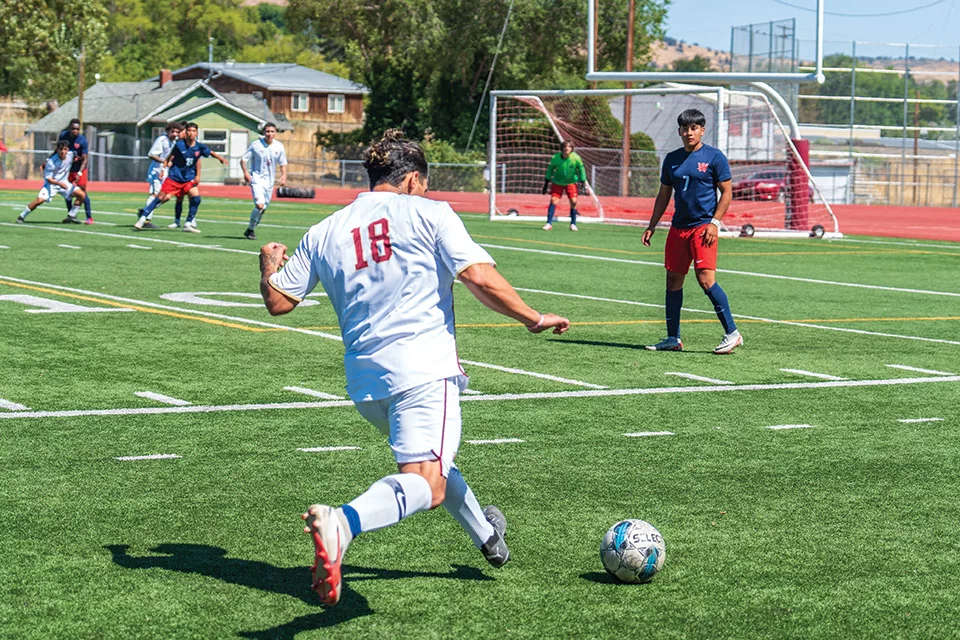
[142,221,157,229]
[243,228,256,240]
[480,505,510,567]
[15,216,25,224]
[62,216,81,224]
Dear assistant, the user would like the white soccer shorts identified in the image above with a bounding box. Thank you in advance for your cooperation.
[37,182,75,203]
[147,168,165,195]
[250,181,273,208]
[354,375,468,478]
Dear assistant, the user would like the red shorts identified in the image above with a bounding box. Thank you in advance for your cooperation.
[549,183,578,198]
[160,178,197,198]
[68,169,87,189]
[664,224,718,274]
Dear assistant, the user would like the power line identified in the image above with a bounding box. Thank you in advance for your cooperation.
[769,0,952,17]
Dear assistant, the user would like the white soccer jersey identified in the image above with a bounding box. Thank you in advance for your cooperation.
[242,138,287,186]
[147,135,173,176]
[44,151,74,184]
[269,192,495,402]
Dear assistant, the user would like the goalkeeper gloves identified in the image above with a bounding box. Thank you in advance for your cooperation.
[577,181,587,193]
[542,180,550,195]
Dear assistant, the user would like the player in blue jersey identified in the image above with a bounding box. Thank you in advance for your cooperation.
[135,122,182,229]
[57,119,94,224]
[16,140,88,222]
[641,109,742,355]
[135,122,226,233]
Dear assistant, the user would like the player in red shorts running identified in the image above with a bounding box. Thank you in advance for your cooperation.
[542,141,586,231]
[57,118,94,224]
[641,109,742,355]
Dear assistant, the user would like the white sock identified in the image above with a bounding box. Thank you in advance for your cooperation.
[443,465,495,547]
[19,208,30,219]
[145,195,156,208]
[67,205,79,218]
[345,473,432,534]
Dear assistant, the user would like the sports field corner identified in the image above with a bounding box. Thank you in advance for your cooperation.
[1,183,960,639]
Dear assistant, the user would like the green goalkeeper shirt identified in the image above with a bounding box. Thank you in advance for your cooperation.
[545,152,586,186]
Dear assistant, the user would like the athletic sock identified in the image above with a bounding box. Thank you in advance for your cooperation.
[705,282,737,334]
[248,207,260,231]
[570,207,578,225]
[145,195,157,208]
[19,208,30,220]
[342,473,432,535]
[442,465,495,548]
[186,197,200,224]
[546,203,556,224]
[665,288,683,339]
[142,198,162,217]
[83,196,91,217]
[174,199,183,222]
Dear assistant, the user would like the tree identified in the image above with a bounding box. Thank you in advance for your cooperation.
[671,55,713,73]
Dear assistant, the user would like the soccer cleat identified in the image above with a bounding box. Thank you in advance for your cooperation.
[713,330,743,355]
[570,224,579,232]
[183,222,200,234]
[542,223,552,231]
[168,221,181,229]
[15,216,25,224]
[62,216,81,224]
[483,505,507,538]
[142,221,157,229]
[133,218,144,230]
[644,337,683,351]
[303,504,347,606]
[137,208,145,217]
[480,526,510,568]
[84,218,94,225]
[243,228,256,240]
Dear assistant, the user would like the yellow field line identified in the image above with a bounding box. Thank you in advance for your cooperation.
[0,279,268,332]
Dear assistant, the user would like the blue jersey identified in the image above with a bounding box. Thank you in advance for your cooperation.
[660,144,731,229]
[167,139,212,184]
[58,130,88,172]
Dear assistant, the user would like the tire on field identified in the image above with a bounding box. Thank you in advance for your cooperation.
[506,208,519,217]
[740,224,755,238]
[276,186,316,199]
[810,224,825,238]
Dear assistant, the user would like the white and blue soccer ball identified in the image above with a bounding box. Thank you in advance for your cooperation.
[600,519,666,583]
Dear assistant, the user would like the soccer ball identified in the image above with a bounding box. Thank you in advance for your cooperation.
[600,519,666,583]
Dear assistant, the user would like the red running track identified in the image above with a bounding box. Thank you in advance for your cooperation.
[1,179,958,242]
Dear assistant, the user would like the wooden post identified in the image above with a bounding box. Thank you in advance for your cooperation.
[913,89,920,204]
[620,0,635,197]
[590,0,599,90]
[77,43,85,125]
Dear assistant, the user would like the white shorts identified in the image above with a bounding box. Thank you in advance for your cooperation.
[250,182,273,208]
[354,375,468,478]
[147,168,166,194]
[37,182,75,203]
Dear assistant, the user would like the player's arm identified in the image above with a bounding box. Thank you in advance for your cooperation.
[458,264,569,334]
[642,183,674,246]
[575,157,587,192]
[701,179,733,247]
[77,138,88,173]
[210,150,228,165]
[259,243,296,315]
[278,158,287,186]
[240,157,251,184]
[543,155,556,194]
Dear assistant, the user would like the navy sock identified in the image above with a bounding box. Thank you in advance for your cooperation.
[65,199,72,213]
[174,199,183,221]
[186,196,201,223]
[83,196,91,217]
[142,198,161,216]
[666,288,683,339]
[570,208,578,225]
[705,283,737,334]
[340,504,362,538]
[546,203,556,224]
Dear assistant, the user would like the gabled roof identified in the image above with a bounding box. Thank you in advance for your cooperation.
[158,62,369,94]
[151,95,293,132]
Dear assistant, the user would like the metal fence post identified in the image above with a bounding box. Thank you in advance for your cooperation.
[501,163,506,193]
[900,43,909,206]
[340,159,345,188]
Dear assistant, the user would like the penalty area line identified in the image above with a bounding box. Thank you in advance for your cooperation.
[134,391,192,406]
[460,359,607,389]
[115,454,181,461]
[298,446,361,452]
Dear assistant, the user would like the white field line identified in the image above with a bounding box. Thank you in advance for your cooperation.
[624,431,675,437]
[885,364,956,376]
[459,359,607,389]
[3,375,958,420]
[767,424,815,430]
[126,244,152,250]
[834,238,960,251]
[664,372,733,385]
[134,391,192,406]
[58,244,81,249]
[0,398,30,411]
[0,245,9,249]
[284,386,345,400]
[297,446,361,452]
[115,454,181,461]
[0,275,343,341]
[897,417,944,423]
[780,368,847,381]
[461,389,483,395]
[481,243,960,298]
[513,286,960,347]
[465,438,524,445]
[1,201,315,228]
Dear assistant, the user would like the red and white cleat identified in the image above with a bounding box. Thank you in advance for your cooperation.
[303,504,347,606]
[713,330,743,355]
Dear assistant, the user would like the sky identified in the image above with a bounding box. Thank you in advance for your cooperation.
[661,0,960,61]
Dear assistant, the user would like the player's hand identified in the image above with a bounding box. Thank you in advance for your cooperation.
[278,176,287,186]
[577,181,587,194]
[243,173,252,185]
[527,313,571,335]
[259,242,289,274]
[700,223,718,247]
[542,180,550,195]
[641,228,655,246]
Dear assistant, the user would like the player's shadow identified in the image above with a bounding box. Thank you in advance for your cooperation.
[549,338,715,354]
[105,543,492,638]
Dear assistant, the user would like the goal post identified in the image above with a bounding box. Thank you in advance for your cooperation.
[488,87,842,238]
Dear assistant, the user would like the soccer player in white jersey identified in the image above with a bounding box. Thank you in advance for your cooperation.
[135,122,181,229]
[16,140,87,223]
[240,122,287,240]
[259,129,570,606]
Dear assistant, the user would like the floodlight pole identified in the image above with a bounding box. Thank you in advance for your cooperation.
[621,0,635,197]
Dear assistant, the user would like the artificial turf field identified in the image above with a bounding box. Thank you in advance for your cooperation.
[1,189,960,639]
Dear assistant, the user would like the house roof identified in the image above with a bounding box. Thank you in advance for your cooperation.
[29,80,290,133]
[158,62,369,94]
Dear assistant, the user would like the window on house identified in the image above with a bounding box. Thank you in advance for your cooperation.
[199,128,227,153]
[151,127,166,140]
[292,93,310,112]
[327,94,345,114]
[750,122,763,138]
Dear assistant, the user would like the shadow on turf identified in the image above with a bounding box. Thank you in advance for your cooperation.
[106,544,492,637]
[548,338,716,354]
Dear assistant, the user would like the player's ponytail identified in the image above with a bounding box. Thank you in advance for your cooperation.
[362,129,428,190]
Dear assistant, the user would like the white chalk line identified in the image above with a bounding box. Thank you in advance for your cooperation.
[298,446,361,452]
[780,368,847,381]
[466,438,524,445]
[513,286,960,347]
[3,375,957,420]
[459,359,607,389]
[284,386,345,400]
[481,243,960,298]
[767,424,815,430]
[134,391,192,406]
[0,398,30,411]
[624,431,675,437]
[885,364,956,376]
[58,244,81,249]
[461,389,483,395]
[0,245,9,249]
[126,244,152,250]
[897,417,944,423]
[115,454,181,461]
[834,238,960,251]
[664,372,732,385]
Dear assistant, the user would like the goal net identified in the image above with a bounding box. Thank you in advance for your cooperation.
[489,87,841,238]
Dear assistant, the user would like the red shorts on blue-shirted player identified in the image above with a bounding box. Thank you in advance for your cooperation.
[664,223,718,274]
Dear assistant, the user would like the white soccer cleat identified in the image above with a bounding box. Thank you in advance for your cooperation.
[303,504,347,606]
[182,222,200,233]
[168,222,181,229]
[542,223,552,231]
[133,217,144,230]
[713,330,743,355]
[645,337,683,351]
[570,224,578,232]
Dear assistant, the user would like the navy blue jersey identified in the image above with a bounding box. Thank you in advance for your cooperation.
[168,139,212,184]
[58,130,88,172]
[660,144,731,229]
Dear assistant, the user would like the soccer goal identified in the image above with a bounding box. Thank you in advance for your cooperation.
[488,87,841,238]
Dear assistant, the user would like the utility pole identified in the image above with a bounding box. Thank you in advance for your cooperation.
[590,0,599,90]
[620,0,635,197]
[77,43,85,125]
[913,89,920,204]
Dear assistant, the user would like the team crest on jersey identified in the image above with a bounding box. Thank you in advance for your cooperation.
[697,162,709,172]
[194,151,200,157]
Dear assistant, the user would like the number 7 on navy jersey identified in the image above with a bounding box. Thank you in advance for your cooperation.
[351,218,393,270]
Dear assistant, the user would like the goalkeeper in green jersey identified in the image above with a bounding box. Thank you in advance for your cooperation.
[542,141,586,231]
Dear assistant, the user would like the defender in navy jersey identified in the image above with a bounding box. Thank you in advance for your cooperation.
[57,118,93,223]
[641,109,742,354]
